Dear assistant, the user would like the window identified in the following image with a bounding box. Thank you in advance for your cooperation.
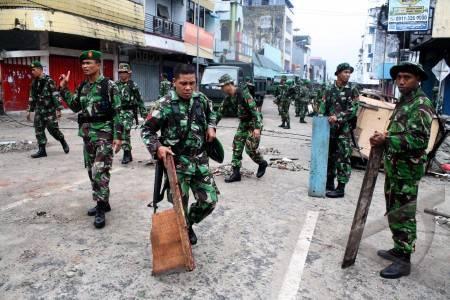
[157,4,170,19]
[367,44,372,53]
[199,7,205,28]
[186,0,207,28]
[187,0,195,24]
[262,0,269,5]
[366,63,371,72]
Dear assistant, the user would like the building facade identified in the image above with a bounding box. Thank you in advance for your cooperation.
[292,35,311,79]
[309,57,326,83]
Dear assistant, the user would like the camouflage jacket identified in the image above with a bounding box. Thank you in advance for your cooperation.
[159,80,172,98]
[319,81,360,135]
[274,84,290,102]
[294,84,310,102]
[28,74,63,114]
[216,85,263,129]
[384,88,435,180]
[116,80,147,118]
[61,75,124,141]
[141,90,217,174]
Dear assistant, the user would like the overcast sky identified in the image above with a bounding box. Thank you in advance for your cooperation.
[293,0,370,79]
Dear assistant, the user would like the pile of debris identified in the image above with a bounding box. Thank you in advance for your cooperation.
[435,216,450,229]
[259,146,281,155]
[268,157,307,172]
[211,164,254,178]
[0,140,36,153]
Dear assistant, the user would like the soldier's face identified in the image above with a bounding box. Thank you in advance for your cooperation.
[31,67,42,78]
[81,60,101,76]
[396,72,420,94]
[337,70,351,83]
[119,72,130,81]
[221,83,235,96]
[173,73,196,100]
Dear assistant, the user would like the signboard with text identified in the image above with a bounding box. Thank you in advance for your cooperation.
[388,0,430,32]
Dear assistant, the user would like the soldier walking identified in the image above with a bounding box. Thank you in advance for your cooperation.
[141,64,218,245]
[116,63,147,164]
[295,79,310,123]
[159,73,172,98]
[274,75,291,129]
[217,74,268,183]
[320,63,359,198]
[27,61,69,158]
[59,50,124,229]
[370,62,435,279]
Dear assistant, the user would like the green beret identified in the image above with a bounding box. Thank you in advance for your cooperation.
[30,61,43,69]
[80,50,102,61]
[118,63,132,73]
[390,62,428,81]
[218,74,234,87]
[335,63,354,76]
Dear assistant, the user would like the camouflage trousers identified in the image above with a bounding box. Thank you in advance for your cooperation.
[280,100,290,123]
[34,112,64,145]
[384,174,419,254]
[295,100,308,119]
[84,138,113,203]
[121,110,135,151]
[327,135,352,184]
[175,166,218,225]
[231,121,264,168]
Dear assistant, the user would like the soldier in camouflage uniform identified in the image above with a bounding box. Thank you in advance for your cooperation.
[273,75,286,117]
[320,63,359,198]
[116,63,147,164]
[274,76,291,129]
[141,64,218,245]
[370,62,434,279]
[217,74,268,183]
[159,73,172,98]
[295,79,310,123]
[59,50,124,229]
[27,61,69,158]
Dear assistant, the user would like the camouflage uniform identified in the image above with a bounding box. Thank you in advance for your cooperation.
[116,80,147,151]
[159,79,172,98]
[141,90,218,225]
[217,85,264,168]
[29,74,65,145]
[384,87,434,254]
[61,75,124,204]
[294,82,309,122]
[275,83,290,126]
[320,82,359,184]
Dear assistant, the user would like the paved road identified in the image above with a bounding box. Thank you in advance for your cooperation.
[0,97,449,299]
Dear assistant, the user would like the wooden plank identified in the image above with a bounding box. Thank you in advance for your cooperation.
[308,116,330,197]
[342,146,384,268]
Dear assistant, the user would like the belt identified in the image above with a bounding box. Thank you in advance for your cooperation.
[78,114,113,124]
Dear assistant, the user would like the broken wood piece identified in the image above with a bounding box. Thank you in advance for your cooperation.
[424,208,450,219]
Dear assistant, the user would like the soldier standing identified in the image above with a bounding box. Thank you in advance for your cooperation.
[141,64,218,245]
[274,76,291,129]
[217,74,268,183]
[27,61,69,158]
[297,79,310,123]
[370,62,434,279]
[159,73,172,98]
[273,75,287,117]
[59,50,124,229]
[320,63,359,198]
[116,63,147,164]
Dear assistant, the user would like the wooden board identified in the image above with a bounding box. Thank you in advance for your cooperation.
[308,116,330,197]
[342,146,384,268]
[151,155,195,275]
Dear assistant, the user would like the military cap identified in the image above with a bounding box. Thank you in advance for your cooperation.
[118,62,132,73]
[80,50,102,61]
[280,75,287,80]
[218,74,234,87]
[389,62,428,81]
[335,63,354,76]
[30,61,43,69]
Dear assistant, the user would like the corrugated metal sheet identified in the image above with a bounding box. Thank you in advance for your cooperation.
[0,0,144,30]
[130,61,159,102]
[1,62,34,111]
[0,8,145,46]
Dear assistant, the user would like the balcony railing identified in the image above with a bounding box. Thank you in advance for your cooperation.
[145,14,183,40]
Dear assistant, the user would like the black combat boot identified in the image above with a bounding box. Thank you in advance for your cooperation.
[31,144,47,158]
[284,121,290,129]
[380,253,411,279]
[225,167,241,183]
[326,182,345,198]
[256,160,268,178]
[188,226,197,245]
[94,202,107,229]
[278,121,285,128]
[300,118,307,123]
[326,176,335,192]
[122,150,132,164]
[87,202,111,216]
[60,139,70,154]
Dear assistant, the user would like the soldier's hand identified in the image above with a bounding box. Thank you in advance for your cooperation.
[370,131,386,147]
[328,115,338,124]
[112,140,122,154]
[56,110,62,119]
[253,129,261,139]
[157,146,175,161]
[26,112,31,122]
[206,128,216,142]
[59,71,71,89]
